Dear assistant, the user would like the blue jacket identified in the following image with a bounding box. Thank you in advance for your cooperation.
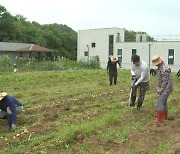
[0,95,22,124]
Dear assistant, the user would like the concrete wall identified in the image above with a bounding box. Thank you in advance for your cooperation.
[77,28,125,68]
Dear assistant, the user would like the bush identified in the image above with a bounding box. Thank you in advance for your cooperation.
[15,57,28,66]
[27,61,60,71]
[56,55,101,70]
[0,55,12,67]
[0,55,13,72]
[0,55,101,72]
[88,55,101,69]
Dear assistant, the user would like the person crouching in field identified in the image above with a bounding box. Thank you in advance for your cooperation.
[130,55,150,111]
[0,92,23,131]
[151,55,173,123]
[107,55,121,86]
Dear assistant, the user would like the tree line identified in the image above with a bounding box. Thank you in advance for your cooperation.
[0,5,77,60]
[0,5,154,60]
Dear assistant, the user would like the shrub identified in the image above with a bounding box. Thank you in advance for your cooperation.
[15,57,28,66]
[0,55,13,72]
[88,55,101,69]
[0,55,101,72]
[0,55,12,67]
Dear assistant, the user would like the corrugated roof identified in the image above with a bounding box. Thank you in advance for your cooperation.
[0,42,33,51]
[18,45,53,52]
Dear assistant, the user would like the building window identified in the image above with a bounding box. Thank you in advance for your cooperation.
[116,33,120,42]
[118,49,122,56]
[168,49,174,65]
[117,49,122,63]
[132,49,137,56]
[140,36,143,42]
[109,35,114,56]
[84,51,88,56]
[91,43,96,48]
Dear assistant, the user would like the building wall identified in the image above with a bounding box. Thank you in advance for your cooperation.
[0,52,29,63]
[77,28,125,68]
[77,28,180,72]
[116,42,180,72]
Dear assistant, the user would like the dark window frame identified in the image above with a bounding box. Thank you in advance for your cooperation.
[168,49,174,65]
[91,43,96,48]
[109,35,114,56]
[117,33,120,42]
[132,49,137,56]
[117,49,122,63]
[84,51,89,56]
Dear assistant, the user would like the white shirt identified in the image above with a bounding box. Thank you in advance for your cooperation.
[131,60,150,85]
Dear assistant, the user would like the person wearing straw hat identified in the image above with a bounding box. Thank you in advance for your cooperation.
[107,55,121,86]
[0,92,23,131]
[130,55,150,111]
[151,55,173,123]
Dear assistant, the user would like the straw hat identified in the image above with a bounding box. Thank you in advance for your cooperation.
[111,55,118,62]
[0,92,7,101]
[152,55,164,66]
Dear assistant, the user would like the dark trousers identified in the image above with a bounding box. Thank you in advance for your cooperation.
[109,72,117,86]
[130,82,149,108]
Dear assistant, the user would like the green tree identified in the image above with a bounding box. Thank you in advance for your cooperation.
[0,5,18,42]
[125,29,155,42]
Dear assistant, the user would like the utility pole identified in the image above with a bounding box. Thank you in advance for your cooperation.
[87,45,89,60]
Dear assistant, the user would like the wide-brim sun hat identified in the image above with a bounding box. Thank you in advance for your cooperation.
[111,56,118,62]
[152,55,164,66]
[0,92,7,101]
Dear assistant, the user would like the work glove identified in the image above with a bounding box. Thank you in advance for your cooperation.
[11,124,16,131]
[131,75,136,80]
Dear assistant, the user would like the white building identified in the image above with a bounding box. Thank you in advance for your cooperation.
[77,28,180,72]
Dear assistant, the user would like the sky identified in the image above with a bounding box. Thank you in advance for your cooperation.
[1,0,180,36]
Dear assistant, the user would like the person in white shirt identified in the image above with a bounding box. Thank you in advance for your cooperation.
[130,55,150,111]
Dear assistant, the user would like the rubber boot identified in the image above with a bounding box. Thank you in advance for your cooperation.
[152,111,164,123]
[163,111,168,119]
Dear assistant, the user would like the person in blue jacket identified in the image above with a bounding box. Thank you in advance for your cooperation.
[0,92,23,131]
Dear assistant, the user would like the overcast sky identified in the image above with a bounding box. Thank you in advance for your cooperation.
[1,0,180,36]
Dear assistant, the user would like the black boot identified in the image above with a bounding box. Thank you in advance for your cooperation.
[137,101,143,111]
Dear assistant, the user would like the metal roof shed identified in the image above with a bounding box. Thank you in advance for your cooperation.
[17,44,53,60]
